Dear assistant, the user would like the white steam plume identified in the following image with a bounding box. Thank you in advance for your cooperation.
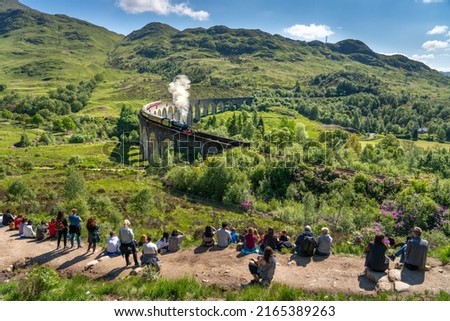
[169,75,191,123]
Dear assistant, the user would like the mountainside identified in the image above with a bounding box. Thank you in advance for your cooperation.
[107,22,449,99]
[0,1,449,103]
[0,0,122,90]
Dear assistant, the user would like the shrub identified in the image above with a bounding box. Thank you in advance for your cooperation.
[15,133,32,147]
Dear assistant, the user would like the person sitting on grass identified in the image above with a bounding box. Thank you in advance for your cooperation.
[315,227,332,256]
[141,235,160,271]
[404,227,429,271]
[217,222,232,248]
[243,227,258,252]
[156,232,169,253]
[248,246,277,287]
[48,218,56,239]
[261,227,278,251]
[22,219,36,238]
[230,227,239,243]
[36,220,49,241]
[364,233,389,272]
[106,231,121,256]
[388,236,412,263]
[167,230,185,252]
[1,209,15,228]
[202,225,216,247]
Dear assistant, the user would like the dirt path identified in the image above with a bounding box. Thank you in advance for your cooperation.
[1,226,449,296]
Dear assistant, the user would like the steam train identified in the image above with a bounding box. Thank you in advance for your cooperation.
[140,101,193,133]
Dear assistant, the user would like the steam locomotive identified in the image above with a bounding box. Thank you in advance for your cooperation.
[140,101,192,133]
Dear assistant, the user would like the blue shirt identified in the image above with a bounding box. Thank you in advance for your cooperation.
[68,215,81,227]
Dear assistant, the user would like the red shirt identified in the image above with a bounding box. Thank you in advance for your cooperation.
[14,217,22,230]
[244,233,257,249]
[48,221,56,237]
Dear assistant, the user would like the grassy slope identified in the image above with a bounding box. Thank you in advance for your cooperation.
[0,2,123,95]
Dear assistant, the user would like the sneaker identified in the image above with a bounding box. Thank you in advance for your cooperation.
[388,254,396,262]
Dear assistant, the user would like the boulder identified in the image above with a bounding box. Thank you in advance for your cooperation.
[388,269,402,282]
[394,281,411,292]
[375,281,393,292]
[13,257,32,270]
[98,256,110,262]
[130,267,144,276]
[365,269,387,283]
[84,260,99,270]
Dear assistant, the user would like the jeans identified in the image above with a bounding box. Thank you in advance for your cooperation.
[69,232,81,247]
[394,244,407,262]
[57,229,68,248]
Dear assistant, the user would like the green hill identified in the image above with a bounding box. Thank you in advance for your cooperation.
[0,0,122,94]
[108,22,449,99]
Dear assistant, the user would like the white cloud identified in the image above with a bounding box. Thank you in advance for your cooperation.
[422,40,449,51]
[116,0,209,21]
[426,25,448,35]
[421,0,445,3]
[284,24,334,40]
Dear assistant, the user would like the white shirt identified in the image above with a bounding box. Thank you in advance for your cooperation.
[119,226,134,244]
[23,224,36,238]
[142,242,158,255]
[106,236,120,253]
[156,238,169,250]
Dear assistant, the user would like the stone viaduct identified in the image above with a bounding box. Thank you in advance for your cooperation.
[139,97,253,165]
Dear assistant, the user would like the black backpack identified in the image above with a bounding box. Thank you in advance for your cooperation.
[300,235,316,255]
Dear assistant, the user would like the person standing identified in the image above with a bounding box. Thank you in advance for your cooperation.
[86,217,100,254]
[404,227,429,271]
[68,208,82,248]
[55,211,68,249]
[118,219,139,266]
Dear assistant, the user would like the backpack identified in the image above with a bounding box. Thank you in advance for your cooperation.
[300,235,316,255]
[55,220,64,231]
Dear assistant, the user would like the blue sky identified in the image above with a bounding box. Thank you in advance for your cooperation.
[20,0,450,71]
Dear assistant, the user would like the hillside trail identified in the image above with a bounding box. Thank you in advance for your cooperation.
[1,226,449,297]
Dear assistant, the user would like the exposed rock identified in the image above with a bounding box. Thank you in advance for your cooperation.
[365,269,387,283]
[388,269,402,282]
[84,260,99,270]
[378,275,389,283]
[202,279,209,283]
[394,281,410,292]
[13,257,32,270]
[375,281,393,292]
[129,267,143,275]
